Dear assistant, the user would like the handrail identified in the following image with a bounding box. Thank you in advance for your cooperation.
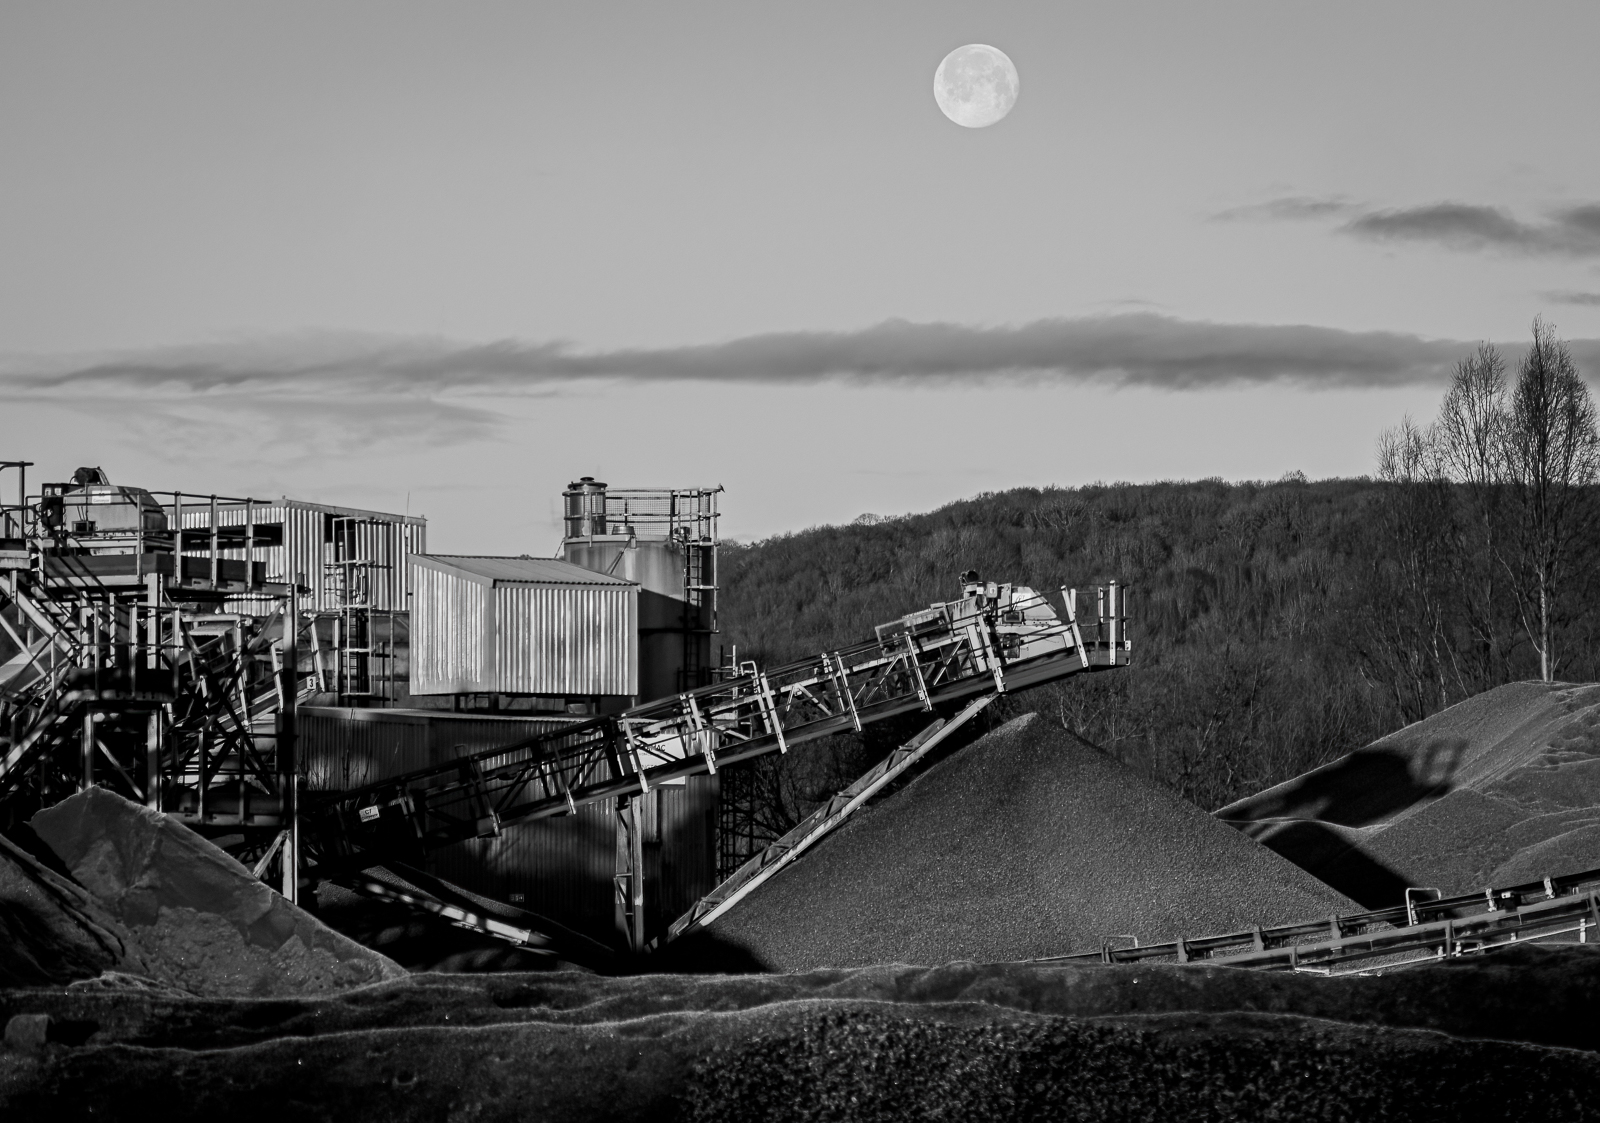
[1040,865,1600,969]
[313,581,1131,861]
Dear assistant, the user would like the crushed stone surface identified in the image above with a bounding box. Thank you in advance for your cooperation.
[1217,681,1600,904]
[705,713,1358,971]
[4,947,1600,1122]
[682,1007,1598,1123]
[0,833,146,987]
[22,787,404,996]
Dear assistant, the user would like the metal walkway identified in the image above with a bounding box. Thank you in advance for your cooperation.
[312,579,1130,867]
[1046,866,1600,974]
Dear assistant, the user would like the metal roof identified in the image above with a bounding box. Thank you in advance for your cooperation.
[210,498,427,527]
[417,554,636,587]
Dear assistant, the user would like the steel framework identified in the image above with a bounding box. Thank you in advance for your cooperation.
[312,578,1130,866]
[1046,865,1600,974]
[0,463,302,884]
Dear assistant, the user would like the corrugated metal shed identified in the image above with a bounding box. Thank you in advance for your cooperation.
[182,498,426,612]
[410,555,637,697]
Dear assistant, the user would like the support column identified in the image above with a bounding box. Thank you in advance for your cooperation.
[277,587,299,904]
[82,710,95,790]
[614,796,645,953]
[145,710,160,810]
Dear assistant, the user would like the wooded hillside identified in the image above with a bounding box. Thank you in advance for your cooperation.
[718,475,1600,815]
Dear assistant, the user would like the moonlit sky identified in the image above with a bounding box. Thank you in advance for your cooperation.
[3,1,1599,550]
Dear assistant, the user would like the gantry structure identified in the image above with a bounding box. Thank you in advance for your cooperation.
[310,573,1132,952]
[0,463,307,891]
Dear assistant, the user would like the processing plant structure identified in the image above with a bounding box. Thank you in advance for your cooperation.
[9,458,1588,977]
[0,460,1133,961]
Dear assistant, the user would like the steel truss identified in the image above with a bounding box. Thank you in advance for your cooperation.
[1046,866,1600,973]
[314,580,1131,866]
[0,464,297,868]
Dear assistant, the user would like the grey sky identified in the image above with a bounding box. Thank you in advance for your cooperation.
[2,1,1598,547]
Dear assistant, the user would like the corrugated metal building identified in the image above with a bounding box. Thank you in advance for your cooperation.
[181,498,426,612]
[300,706,716,944]
[409,555,637,698]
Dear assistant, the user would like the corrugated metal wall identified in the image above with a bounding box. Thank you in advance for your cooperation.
[495,584,636,696]
[410,562,493,694]
[183,501,425,613]
[299,707,573,790]
[409,558,637,697]
[428,776,718,946]
[298,707,718,946]
[649,777,719,932]
[431,808,618,940]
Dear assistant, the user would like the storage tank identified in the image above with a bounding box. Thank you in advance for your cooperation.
[559,480,720,701]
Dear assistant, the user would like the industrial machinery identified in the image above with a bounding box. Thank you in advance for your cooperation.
[560,478,722,700]
[309,574,1131,950]
[0,462,313,891]
[2,459,1141,962]
[1047,865,1600,975]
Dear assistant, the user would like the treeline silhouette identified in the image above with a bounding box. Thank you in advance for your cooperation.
[717,474,1600,818]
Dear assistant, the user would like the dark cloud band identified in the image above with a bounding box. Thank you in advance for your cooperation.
[0,314,1518,397]
[1224,196,1600,259]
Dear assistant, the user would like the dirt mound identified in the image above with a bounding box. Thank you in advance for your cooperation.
[0,833,148,987]
[702,713,1357,970]
[25,787,404,996]
[683,1008,1595,1123]
[5,947,1600,1121]
[1217,681,1600,906]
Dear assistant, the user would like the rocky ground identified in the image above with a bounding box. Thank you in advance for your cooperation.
[2,787,401,996]
[8,694,1600,1119]
[4,946,1600,1121]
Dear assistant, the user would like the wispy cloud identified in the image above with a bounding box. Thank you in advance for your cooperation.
[1221,196,1600,258]
[1346,203,1600,257]
[0,315,1493,398]
[39,391,504,459]
[1212,196,1362,222]
[1544,290,1600,307]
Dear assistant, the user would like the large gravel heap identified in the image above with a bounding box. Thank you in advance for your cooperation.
[1,786,402,995]
[706,713,1357,970]
[1217,681,1600,907]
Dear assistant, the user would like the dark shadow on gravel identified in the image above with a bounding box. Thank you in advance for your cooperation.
[1226,743,1465,829]
[1247,821,1414,909]
[646,930,769,975]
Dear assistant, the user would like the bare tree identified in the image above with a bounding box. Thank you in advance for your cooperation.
[1431,344,1512,687]
[1370,416,1458,715]
[1502,318,1600,681]
[1434,344,1509,488]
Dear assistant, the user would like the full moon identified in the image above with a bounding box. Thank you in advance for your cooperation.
[933,44,1019,128]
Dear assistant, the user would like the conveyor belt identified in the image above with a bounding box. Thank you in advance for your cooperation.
[1043,866,1600,973]
[312,580,1130,864]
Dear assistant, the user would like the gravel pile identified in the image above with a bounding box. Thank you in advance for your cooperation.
[13,787,403,996]
[683,1007,1598,1123]
[704,713,1357,970]
[6,947,1600,1120]
[1217,681,1600,905]
[0,832,142,987]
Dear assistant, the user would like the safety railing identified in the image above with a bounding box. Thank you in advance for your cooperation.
[1042,865,1600,972]
[312,581,1130,863]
